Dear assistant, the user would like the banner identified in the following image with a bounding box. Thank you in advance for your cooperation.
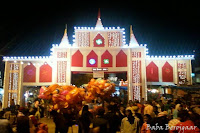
[93,71,104,78]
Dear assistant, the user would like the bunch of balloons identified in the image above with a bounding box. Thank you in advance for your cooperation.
[38,84,85,110]
[85,78,115,102]
[38,78,115,110]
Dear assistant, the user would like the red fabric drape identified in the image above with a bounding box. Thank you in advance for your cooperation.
[86,50,98,67]
[39,64,52,82]
[146,61,159,82]
[162,61,173,82]
[101,50,113,67]
[72,50,83,67]
[23,63,36,82]
[93,33,105,47]
[116,50,127,67]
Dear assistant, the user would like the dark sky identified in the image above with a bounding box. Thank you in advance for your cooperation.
[0,3,200,66]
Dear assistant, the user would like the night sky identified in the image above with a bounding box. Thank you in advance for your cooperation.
[0,3,200,68]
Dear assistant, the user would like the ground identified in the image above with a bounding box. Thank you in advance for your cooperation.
[40,117,78,133]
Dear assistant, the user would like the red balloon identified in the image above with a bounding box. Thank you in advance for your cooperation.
[58,95,67,102]
[38,94,48,99]
[39,86,47,95]
[60,90,69,96]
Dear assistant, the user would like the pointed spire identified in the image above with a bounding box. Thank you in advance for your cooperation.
[59,24,70,47]
[95,8,103,30]
[129,25,139,47]
[130,25,133,37]
[97,8,101,19]
[64,28,67,36]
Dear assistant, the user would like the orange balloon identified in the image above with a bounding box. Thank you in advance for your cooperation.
[94,81,99,86]
[99,80,106,85]
[85,97,92,102]
[91,85,96,88]
[87,84,91,88]
[43,87,51,96]
[69,88,79,97]
[48,84,60,92]
[79,89,85,97]
[62,85,74,91]
[100,92,105,96]
[53,104,59,110]
[52,89,59,94]
[64,102,69,108]
[52,94,59,103]
[66,94,71,101]
[104,83,110,87]
[58,101,65,106]
[96,88,101,94]
[90,87,96,94]
[47,95,52,100]
[74,95,82,103]
[99,84,104,90]
[90,78,96,83]
[62,85,68,90]
[87,92,92,97]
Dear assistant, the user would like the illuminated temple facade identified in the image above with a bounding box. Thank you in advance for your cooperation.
[3,11,194,107]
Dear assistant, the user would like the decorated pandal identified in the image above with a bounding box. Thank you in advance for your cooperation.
[2,9,195,108]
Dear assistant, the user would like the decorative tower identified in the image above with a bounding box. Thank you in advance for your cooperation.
[52,25,71,85]
[128,25,147,101]
[129,25,139,47]
[59,25,70,47]
[95,8,104,30]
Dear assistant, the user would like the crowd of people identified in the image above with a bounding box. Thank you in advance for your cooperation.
[76,98,200,133]
[0,97,200,133]
[0,99,48,133]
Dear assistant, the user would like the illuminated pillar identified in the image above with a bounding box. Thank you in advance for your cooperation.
[66,48,71,85]
[189,59,192,85]
[54,48,71,85]
[129,47,147,101]
[17,61,23,105]
[127,48,132,100]
[174,60,178,85]
[3,61,8,108]
[3,62,20,108]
